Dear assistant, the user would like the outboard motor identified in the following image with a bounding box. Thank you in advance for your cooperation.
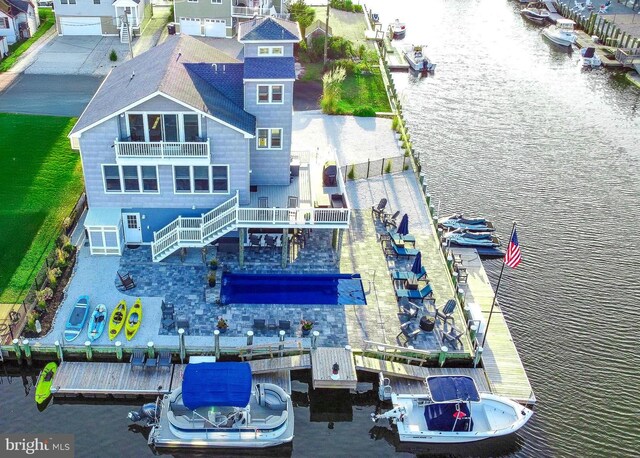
[128,402,158,425]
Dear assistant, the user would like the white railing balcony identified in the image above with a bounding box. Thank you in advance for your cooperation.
[114,138,210,163]
[233,6,273,17]
[237,207,350,229]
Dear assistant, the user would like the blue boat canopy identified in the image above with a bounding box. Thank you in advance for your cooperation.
[427,376,480,402]
[182,363,252,409]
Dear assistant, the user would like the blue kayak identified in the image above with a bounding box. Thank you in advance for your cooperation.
[87,304,108,342]
[64,296,90,342]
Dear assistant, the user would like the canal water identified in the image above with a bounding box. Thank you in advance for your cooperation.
[1,1,639,457]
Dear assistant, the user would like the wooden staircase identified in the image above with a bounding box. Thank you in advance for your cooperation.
[151,192,239,262]
[120,23,130,44]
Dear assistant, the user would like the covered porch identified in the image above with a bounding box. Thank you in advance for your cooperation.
[84,207,123,256]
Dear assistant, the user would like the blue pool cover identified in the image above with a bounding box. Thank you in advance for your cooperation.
[220,273,367,306]
[182,362,252,409]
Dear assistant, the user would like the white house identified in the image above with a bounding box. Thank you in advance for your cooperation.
[0,0,39,45]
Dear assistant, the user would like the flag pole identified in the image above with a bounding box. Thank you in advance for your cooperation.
[480,221,517,349]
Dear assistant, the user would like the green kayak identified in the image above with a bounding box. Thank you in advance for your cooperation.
[35,362,57,405]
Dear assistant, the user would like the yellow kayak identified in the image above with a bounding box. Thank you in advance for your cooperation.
[109,300,127,341]
[125,298,142,341]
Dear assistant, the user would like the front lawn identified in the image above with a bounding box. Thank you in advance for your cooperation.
[0,114,83,303]
[0,9,55,72]
[337,69,391,114]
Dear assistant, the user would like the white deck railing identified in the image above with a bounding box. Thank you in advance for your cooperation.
[236,207,350,226]
[114,139,210,159]
[232,6,271,16]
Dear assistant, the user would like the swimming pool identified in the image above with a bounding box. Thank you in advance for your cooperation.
[220,273,367,306]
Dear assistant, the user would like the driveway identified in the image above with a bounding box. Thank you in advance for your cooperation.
[0,74,103,116]
[24,36,129,76]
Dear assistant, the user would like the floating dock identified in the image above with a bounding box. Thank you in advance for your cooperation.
[311,347,357,389]
[450,248,536,405]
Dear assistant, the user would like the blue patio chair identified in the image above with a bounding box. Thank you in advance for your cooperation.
[391,267,428,282]
[158,351,172,369]
[398,302,420,321]
[397,321,421,347]
[390,243,420,258]
[442,323,465,349]
[395,284,434,303]
[388,230,416,247]
[435,299,457,324]
[130,350,145,369]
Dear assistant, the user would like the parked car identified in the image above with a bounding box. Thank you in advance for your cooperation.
[38,0,53,7]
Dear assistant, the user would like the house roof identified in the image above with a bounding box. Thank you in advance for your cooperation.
[305,19,332,38]
[0,0,32,17]
[238,16,301,42]
[70,35,256,136]
[244,57,295,79]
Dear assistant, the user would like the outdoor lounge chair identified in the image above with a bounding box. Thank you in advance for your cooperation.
[442,324,465,349]
[158,351,172,369]
[383,211,401,229]
[130,350,146,368]
[371,198,388,218]
[249,234,263,249]
[388,229,416,247]
[434,299,457,324]
[391,267,428,282]
[398,302,420,321]
[395,284,435,303]
[397,321,421,347]
[253,319,266,330]
[390,243,420,259]
[117,271,136,291]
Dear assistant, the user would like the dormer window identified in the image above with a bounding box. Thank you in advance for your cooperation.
[257,46,283,56]
[125,113,201,142]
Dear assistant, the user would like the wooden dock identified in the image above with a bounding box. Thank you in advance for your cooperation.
[574,31,622,68]
[354,355,492,393]
[51,362,185,397]
[247,354,310,374]
[311,347,357,389]
[451,248,536,405]
[253,370,292,395]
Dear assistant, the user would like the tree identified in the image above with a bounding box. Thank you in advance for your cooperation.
[286,0,315,37]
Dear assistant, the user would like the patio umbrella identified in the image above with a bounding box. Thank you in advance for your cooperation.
[410,251,422,276]
[397,214,409,236]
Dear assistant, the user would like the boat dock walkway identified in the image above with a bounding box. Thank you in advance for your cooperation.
[311,347,358,389]
[574,31,622,67]
[450,248,536,405]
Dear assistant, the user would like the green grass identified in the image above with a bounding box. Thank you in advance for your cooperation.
[0,10,55,73]
[300,62,324,81]
[337,69,391,114]
[312,6,370,48]
[0,114,83,303]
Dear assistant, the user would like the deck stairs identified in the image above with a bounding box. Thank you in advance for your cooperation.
[151,192,239,262]
[120,24,130,44]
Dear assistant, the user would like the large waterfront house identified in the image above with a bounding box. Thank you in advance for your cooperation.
[69,17,350,263]
[52,0,150,42]
[173,0,286,38]
[0,0,39,45]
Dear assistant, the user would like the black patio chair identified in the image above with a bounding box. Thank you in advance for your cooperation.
[253,319,266,330]
[264,235,277,250]
[397,321,421,347]
[176,318,190,334]
[371,198,388,218]
[130,350,145,368]
[384,211,401,229]
[158,351,172,369]
[249,234,263,250]
[117,271,136,291]
[278,320,291,331]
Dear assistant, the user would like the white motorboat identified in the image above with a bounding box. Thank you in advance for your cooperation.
[140,362,294,449]
[580,47,602,67]
[403,45,436,73]
[389,19,406,39]
[541,19,577,47]
[372,375,533,444]
[520,2,550,25]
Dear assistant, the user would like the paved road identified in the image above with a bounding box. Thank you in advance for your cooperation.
[0,74,103,117]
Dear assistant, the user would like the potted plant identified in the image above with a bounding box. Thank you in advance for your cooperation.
[217,317,228,333]
[300,319,314,337]
[208,272,217,288]
[209,259,219,270]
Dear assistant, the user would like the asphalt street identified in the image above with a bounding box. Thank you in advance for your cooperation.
[0,74,103,117]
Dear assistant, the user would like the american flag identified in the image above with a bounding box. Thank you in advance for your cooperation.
[504,228,522,268]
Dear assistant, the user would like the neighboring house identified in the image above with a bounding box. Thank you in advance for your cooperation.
[53,0,150,42]
[0,0,39,45]
[174,0,286,38]
[305,19,330,46]
[69,17,350,262]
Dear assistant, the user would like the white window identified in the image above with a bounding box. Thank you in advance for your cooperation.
[125,113,201,142]
[172,166,229,194]
[103,165,159,193]
[257,46,284,56]
[0,18,9,29]
[257,84,284,104]
[256,128,283,150]
[211,0,222,3]
[188,0,198,3]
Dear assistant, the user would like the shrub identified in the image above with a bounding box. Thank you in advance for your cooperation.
[321,66,346,114]
[47,267,62,287]
[217,317,228,329]
[329,58,356,75]
[347,165,355,180]
[208,273,217,287]
[353,106,376,117]
[36,287,53,307]
[56,247,68,268]
[392,116,399,131]
[300,319,314,330]
[385,160,392,174]
[209,259,218,270]
[25,311,39,333]
[109,50,118,62]
[310,36,353,62]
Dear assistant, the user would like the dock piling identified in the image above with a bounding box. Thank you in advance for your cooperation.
[147,341,155,359]
[115,341,122,361]
[311,331,319,349]
[23,339,32,366]
[84,341,92,361]
[278,330,285,357]
[457,288,465,306]
[178,328,186,363]
[54,340,63,362]
[214,330,220,359]
[438,346,448,367]
[473,346,483,368]
[12,339,22,364]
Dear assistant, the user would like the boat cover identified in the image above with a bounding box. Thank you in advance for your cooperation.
[424,402,473,432]
[182,362,252,409]
[449,234,497,247]
[427,376,480,402]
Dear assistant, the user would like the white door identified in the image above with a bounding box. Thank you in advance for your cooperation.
[60,17,103,36]
[204,19,226,37]
[179,17,201,36]
[122,213,142,244]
